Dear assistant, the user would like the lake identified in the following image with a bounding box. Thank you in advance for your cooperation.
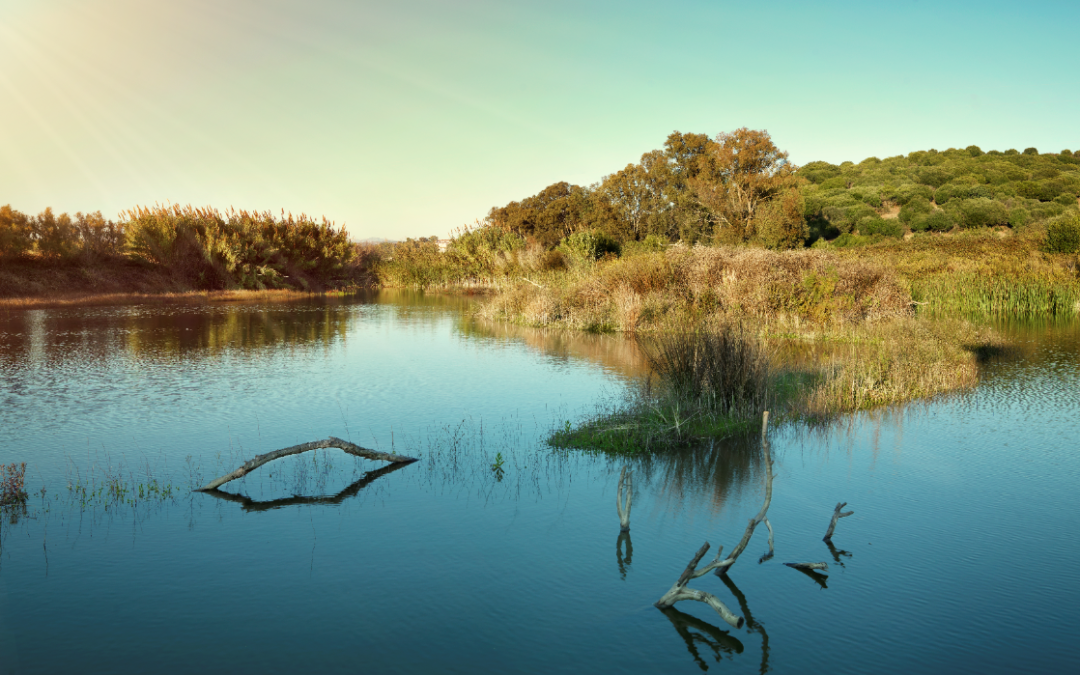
[1,292,1077,674]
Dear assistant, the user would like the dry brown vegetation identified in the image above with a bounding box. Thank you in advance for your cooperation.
[480,245,913,332]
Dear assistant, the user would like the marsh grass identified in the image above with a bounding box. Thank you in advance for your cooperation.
[551,318,1003,453]
[1,462,27,506]
[481,245,913,333]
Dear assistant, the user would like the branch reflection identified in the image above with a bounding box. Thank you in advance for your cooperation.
[615,531,633,579]
[660,607,744,671]
[201,462,408,512]
[718,574,771,675]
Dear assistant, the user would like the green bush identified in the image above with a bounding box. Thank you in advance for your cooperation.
[1053,193,1078,206]
[1044,213,1080,253]
[859,215,903,238]
[893,183,935,205]
[956,198,1009,229]
[900,199,933,223]
[558,230,621,263]
[966,145,984,157]
[1023,147,1039,156]
[621,234,669,256]
[913,210,954,233]
[1008,207,1030,229]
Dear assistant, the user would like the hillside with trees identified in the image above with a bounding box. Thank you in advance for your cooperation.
[484,131,1080,254]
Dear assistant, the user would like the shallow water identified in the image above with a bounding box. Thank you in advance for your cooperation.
[0,294,1077,674]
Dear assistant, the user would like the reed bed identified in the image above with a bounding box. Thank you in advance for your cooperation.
[551,317,1003,453]
[481,245,913,333]
[911,275,1080,319]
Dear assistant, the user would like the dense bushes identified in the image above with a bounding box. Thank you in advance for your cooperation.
[801,146,1080,245]
[1,203,359,291]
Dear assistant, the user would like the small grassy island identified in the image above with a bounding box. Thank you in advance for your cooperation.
[4,130,1078,449]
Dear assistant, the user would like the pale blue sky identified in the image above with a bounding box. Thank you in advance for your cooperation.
[2,0,1077,239]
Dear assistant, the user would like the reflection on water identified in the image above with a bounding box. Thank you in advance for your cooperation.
[202,462,409,512]
[0,296,1078,675]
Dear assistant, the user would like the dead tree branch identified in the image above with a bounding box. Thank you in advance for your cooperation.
[784,562,828,571]
[711,410,774,576]
[196,437,417,492]
[823,501,854,543]
[201,463,408,511]
[616,465,633,532]
[655,542,745,628]
[653,411,775,627]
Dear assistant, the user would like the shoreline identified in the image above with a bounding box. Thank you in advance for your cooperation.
[0,288,365,311]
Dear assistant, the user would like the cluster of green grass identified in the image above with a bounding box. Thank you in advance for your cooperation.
[551,318,1002,453]
[1,203,366,292]
[826,231,1080,319]
[551,325,771,452]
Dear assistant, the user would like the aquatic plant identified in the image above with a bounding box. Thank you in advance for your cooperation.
[1,462,27,506]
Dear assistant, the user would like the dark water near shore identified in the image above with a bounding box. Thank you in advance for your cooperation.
[0,293,1078,674]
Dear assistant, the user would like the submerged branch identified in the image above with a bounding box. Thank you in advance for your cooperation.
[616,465,633,532]
[823,501,854,543]
[200,463,409,511]
[196,437,417,492]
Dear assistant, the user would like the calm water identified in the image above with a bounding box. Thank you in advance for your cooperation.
[0,293,1077,674]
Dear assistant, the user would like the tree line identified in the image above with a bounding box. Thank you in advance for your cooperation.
[484,131,1080,253]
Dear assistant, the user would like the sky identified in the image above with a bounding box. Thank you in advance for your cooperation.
[2,0,1078,240]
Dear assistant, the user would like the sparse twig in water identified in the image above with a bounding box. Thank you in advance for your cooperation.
[616,465,632,532]
[823,501,854,543]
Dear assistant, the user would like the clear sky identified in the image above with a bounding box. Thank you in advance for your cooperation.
[2,0,1078,240]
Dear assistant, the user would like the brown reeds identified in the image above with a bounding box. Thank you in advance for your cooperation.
[481,245,914,332]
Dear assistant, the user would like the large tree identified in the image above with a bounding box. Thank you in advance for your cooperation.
[689,128,802,244]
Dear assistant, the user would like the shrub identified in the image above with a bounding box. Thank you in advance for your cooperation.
[1023,147,1039,156]
[1044,213,1080,253]
[966,145,984,157]
[915,166,954,188]
[558,230,621,263]
[1061,150,1074,157]
[1053,193,1078,206]
[916,210,955,233]
[956,198,1009,229]
[1008,207,1031,229]
[858,215,903,238]
[622,234,669,256]
[900,199,933,223]
[894,183,935,205]
[798,161,842,184]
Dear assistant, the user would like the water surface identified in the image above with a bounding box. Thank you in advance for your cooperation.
[0,294,1077,674]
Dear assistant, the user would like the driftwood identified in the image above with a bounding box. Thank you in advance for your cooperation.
[654,411,774,627]
[201,463,408,511]
[823,501,854,542]
[616,465,633,532]
[196,437,417,492]
[654,541,745,628]
[784,562,828,571]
